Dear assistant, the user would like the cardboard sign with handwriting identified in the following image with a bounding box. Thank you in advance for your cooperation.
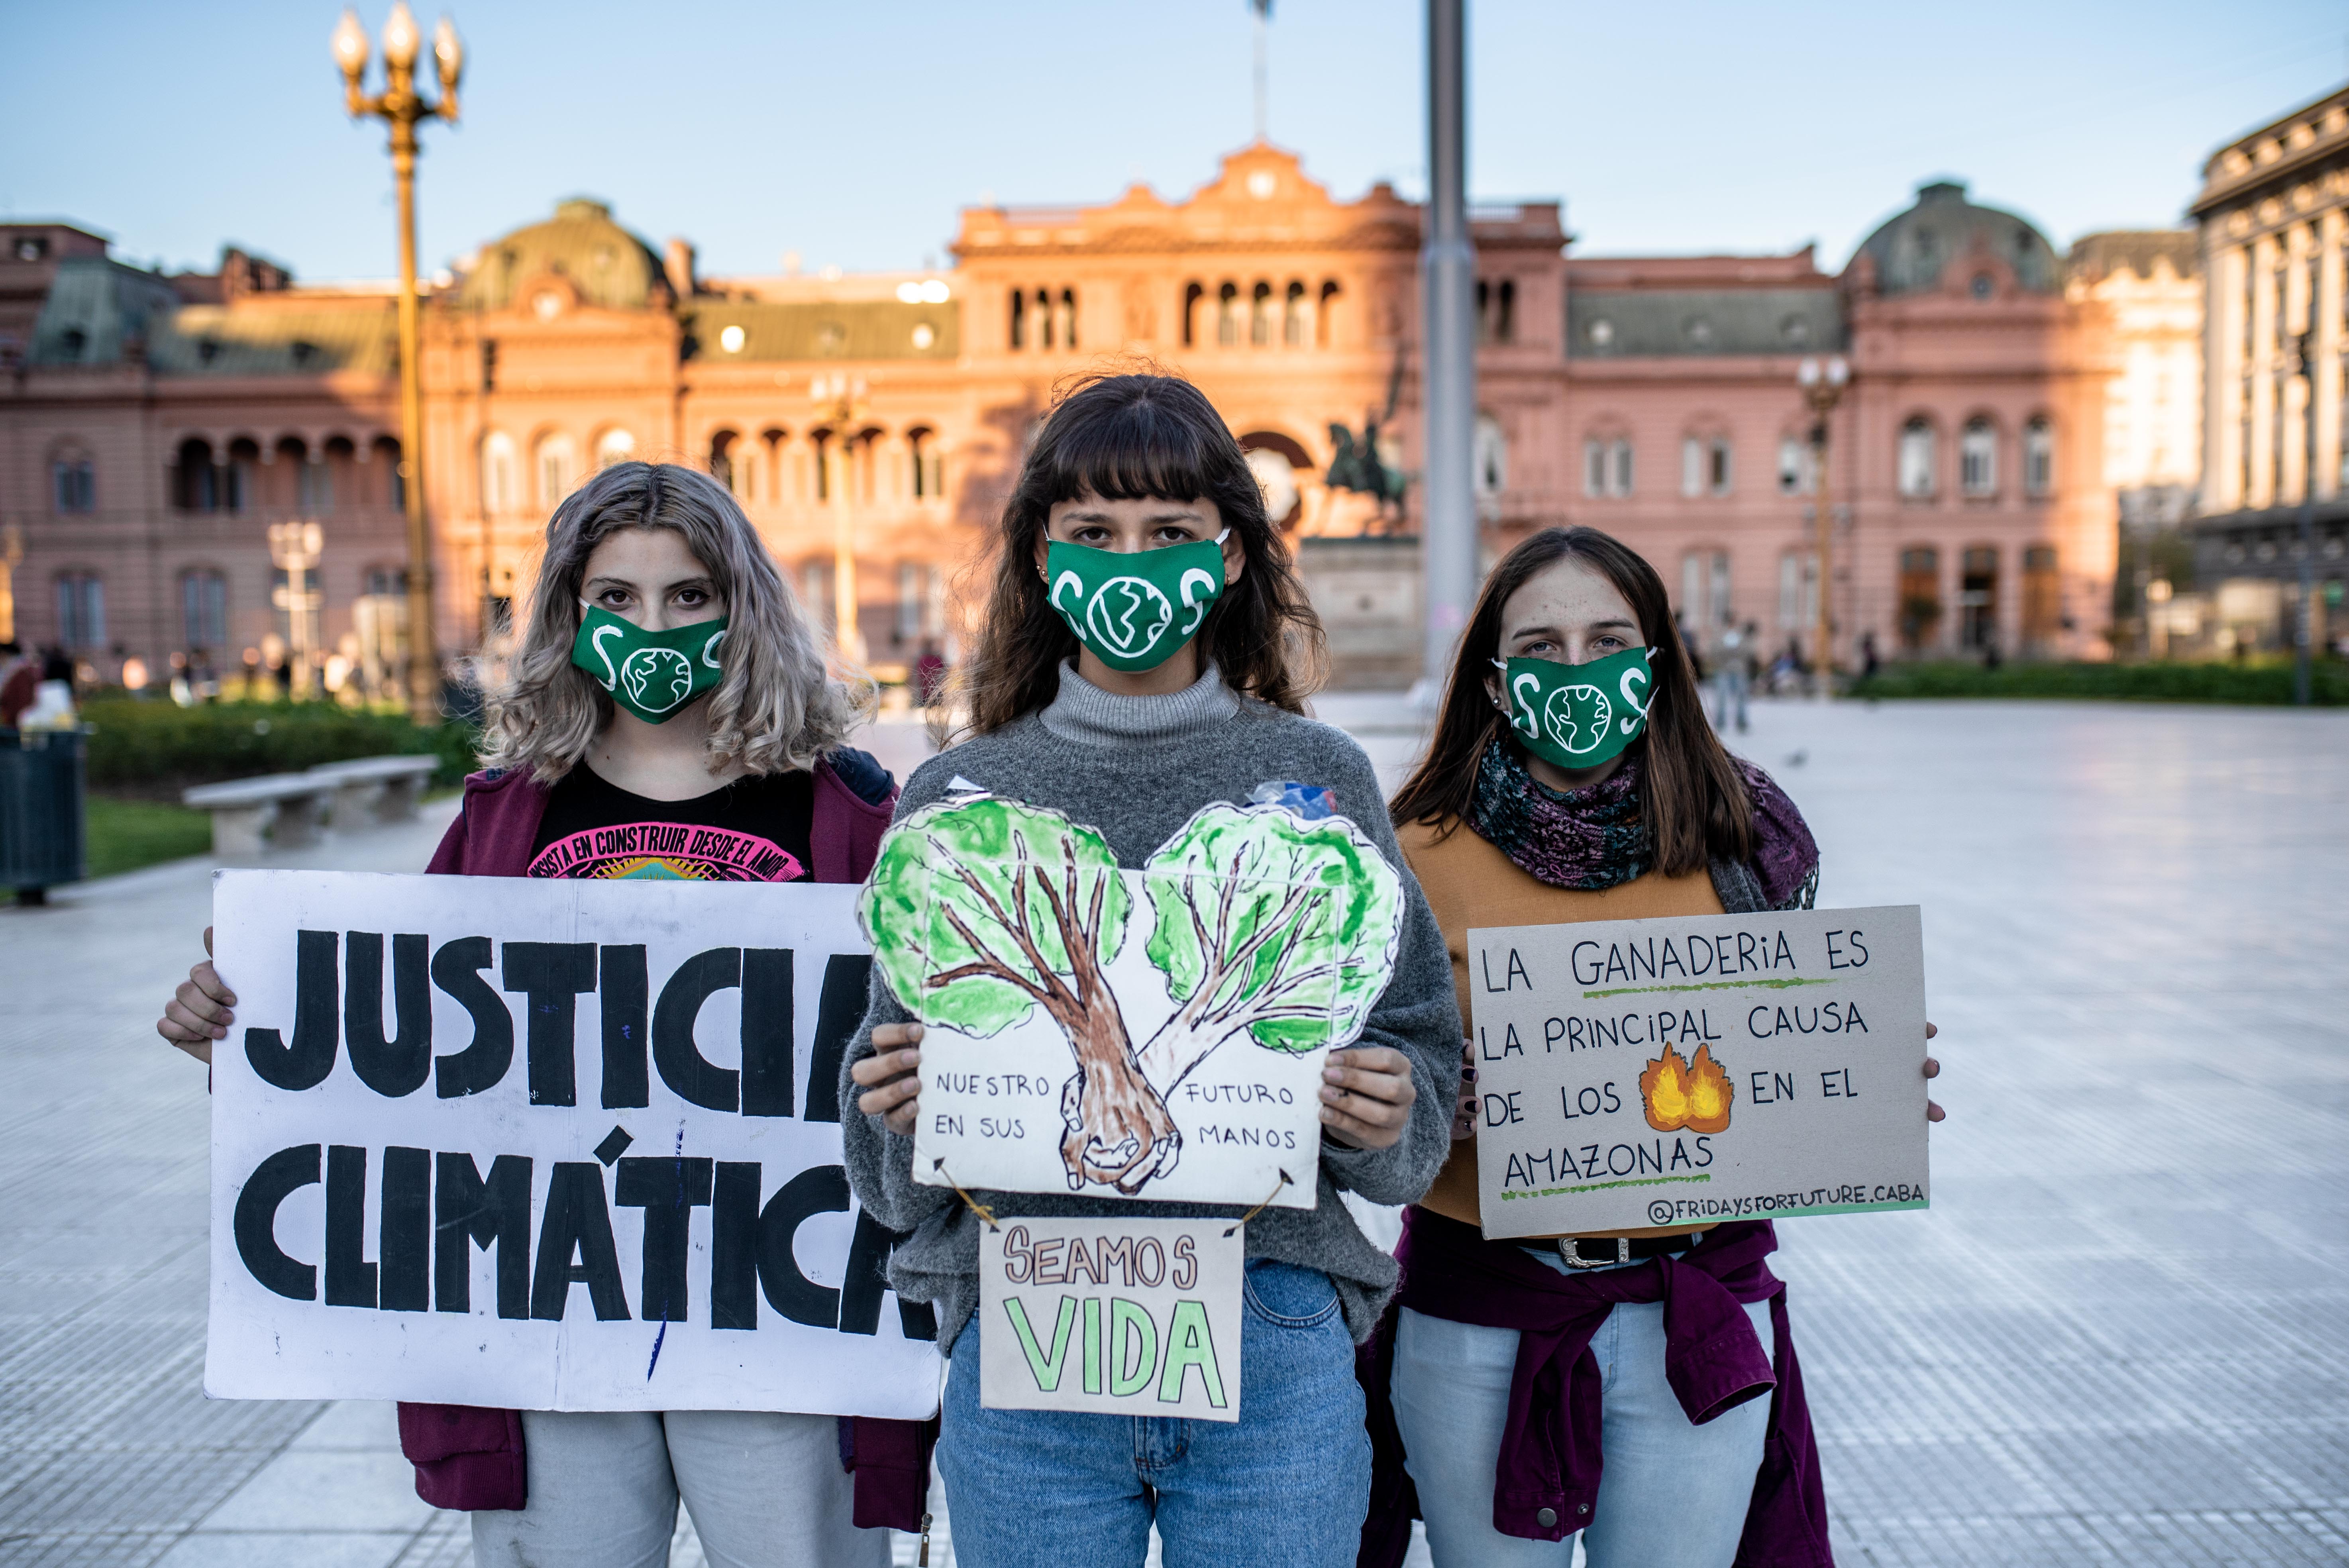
[1468,906,1929,1240]
[978,1215,1244,1421]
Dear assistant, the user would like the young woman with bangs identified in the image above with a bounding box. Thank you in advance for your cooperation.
[157,462,924,1568]
[1360,526,1942,1568]
[843,371,1462,1568]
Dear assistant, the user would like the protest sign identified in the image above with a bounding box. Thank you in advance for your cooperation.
[978,1216,1243,1421]
[862,795,1403,1209]
[1468,905,1929,1239]
[206,869,939,1417]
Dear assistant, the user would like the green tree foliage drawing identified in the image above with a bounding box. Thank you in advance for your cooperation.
[863,795,1176,1193]
[1134,804,1403,1093]
[861,796,1403,1199]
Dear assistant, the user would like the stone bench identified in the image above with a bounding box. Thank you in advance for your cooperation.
[304,755,438,829]
[181,755,438,856]
[182,773,333,856]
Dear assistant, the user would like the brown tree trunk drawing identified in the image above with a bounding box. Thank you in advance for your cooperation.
[926,832,1180,1194]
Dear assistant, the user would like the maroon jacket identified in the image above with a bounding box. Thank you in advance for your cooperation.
[396,753,937,1529]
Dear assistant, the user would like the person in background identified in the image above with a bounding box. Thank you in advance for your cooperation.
[1365,526,1941,1568]
[913,638,947,709]
[155,463,926,1568]
[1860,628,1881,680]
[18,650,80,730]
[0,640,35,727]
[1710,620,1752,734]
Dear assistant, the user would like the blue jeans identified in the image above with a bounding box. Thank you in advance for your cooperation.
[937,1260,1370,1568]
[1390,1256,1772,1568]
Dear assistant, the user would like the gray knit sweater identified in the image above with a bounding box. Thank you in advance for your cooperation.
[840,662,1463,1350]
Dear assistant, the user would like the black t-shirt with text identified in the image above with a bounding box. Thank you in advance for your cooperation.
[528,765,815,883]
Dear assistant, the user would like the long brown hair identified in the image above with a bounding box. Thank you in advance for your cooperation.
[948,370,1327,737]
[1389,526,1753,876]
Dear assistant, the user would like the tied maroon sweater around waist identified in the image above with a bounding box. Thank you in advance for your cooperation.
[1356,1207,1831,1568]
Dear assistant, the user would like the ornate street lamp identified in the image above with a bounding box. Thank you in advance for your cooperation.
[1797,354,1849,699]
[810,374,869,663]
[334,4,462,722]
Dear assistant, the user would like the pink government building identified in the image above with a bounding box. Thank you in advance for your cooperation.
[0,143,2125,693]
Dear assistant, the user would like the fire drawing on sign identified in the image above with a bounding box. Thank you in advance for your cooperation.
[1640,1042,1734,1134]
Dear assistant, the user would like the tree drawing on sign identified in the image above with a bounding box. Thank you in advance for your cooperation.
[1134,804,1403,1093]
[863,797,1176,1193]
[863,796,1406,1200]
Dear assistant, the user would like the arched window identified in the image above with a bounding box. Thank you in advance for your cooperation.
[481,430,517,514]
[595,428,636,469]
[1182,282,1203,347]
[1009,288,1027,351]
[2023,417,2053,495]
[372,436,404,509]
[1610,438,1634,498]
[1477,279,1517,345]
[1056,288,1077,351]
[1475,414,1507,500]
[1777,436,1812,495]
[708,430,740,494]
[181,569,228,652]
[1251,282,1274,347]
[536,433,577,506]
[908,428,942,500]
[174,437,220,512]
[227,438,261,512]
[1217,283,1240,347]
[1898,546,1941,650]
[50,448,95,514]
[1318,279,1341,347]
[1959,418,1996,496]
[1283,282,1310,347]
[1958,546,2000,650]
[1680,549,1731,634]
[1898,419,1936,498]
[2021,544,2061,650]
[55,572,105,650]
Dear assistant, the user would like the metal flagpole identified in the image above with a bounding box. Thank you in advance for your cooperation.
[1418,0,1477,705]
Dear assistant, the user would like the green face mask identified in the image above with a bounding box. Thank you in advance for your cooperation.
[570,603,729,723]
[1494,646,1656,769]
[1044,532,1230,673]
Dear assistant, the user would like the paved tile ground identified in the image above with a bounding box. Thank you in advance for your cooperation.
[1,699,2341,1566]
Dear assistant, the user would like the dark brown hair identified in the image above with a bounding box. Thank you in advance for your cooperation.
[1389,526,1753,875]
[948,369,1326,737]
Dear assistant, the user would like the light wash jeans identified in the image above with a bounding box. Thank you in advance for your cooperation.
[1390,1253,1772,1568]
[468,1409,892,1568]
[936,1259,1370,1568]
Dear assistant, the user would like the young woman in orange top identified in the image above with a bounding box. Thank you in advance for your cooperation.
[1363,526,1941,1568]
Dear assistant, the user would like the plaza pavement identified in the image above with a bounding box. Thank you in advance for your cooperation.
[1,697,2343,1566]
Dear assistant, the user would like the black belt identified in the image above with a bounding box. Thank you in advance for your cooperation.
[1547,1232,1706,1270]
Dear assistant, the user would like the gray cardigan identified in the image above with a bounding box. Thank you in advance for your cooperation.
[840,664,1463,1350]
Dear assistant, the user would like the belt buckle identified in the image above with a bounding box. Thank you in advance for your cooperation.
[1556,1236,1631,1270]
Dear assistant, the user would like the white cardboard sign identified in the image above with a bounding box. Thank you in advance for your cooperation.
[205,869,939,1417]
[861,795,1406,1209]
[977,1216,1244,1421]
[1468,905,1930,1239]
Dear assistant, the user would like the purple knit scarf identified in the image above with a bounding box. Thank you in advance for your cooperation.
[1465,740,1820,908]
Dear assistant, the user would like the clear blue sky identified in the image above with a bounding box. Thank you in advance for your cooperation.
[3,1,2342,283]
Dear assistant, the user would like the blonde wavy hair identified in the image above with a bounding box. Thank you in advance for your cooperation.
[481,461,869,782]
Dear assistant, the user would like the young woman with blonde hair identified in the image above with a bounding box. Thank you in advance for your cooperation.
[844,371,1461,1567]
[157,461,926,1568]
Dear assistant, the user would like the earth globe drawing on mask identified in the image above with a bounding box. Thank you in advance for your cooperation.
[620,646,697,713]
[1542,682,1612,755]
[1085,577,1175,659]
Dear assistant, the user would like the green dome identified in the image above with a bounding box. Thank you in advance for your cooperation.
[457,198,667,312]
[1855,180,2058,296]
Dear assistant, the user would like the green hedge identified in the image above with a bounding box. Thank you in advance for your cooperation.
[81,698,483,793]
[1847,659,2349,706]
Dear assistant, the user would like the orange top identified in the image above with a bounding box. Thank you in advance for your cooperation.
[1397,814,1725,1236]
